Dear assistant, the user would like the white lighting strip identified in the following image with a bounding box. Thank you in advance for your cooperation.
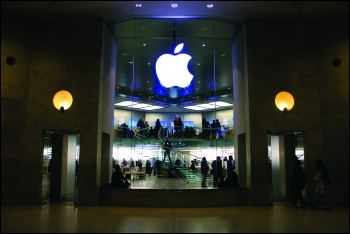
[196,103,216,109]
[209,101,233,107]
[115,101,164,110]
[114,101,139,107]
[132,103,150,109]
[141,106,164,110]
[184,101,232,110]
[183,106,206,110]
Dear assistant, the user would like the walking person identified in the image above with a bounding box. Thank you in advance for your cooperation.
[163,136,172,164]
[200,157,210,187]
[310,159,332,210]
[290,160,306,208]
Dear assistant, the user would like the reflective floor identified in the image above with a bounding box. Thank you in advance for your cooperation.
[2,202,348,233]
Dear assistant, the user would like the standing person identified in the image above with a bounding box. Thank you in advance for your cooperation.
[205,121,211,139]
[178,117,184,137]
[112,164,130,188]
[145,160,151,176]
[227,155,234,173]
[216,119,223,138]
[200,157,210,187]
[151,157,156,175]
[173,116,180,137]
[130,158,135,171]
[137,159,142,172]
[156,158,162,176]
[144,121,150,140]
[136,118,144,134]
[154,119,162,138]
[210,120,216,139]
[201,118,207,139]
[222,156,228,177]
[290,160,306,208]
[163,136,172,164]
[211,156,223,187]
[311,159,332,210]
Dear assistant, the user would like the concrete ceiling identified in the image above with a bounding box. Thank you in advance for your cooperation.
[2,1,348,112]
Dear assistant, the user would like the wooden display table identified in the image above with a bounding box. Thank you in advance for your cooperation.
[125,171,145,180]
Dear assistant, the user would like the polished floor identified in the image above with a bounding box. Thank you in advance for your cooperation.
[4,171,349,233]
[2,202,349,233]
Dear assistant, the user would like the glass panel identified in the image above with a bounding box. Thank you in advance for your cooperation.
[112,18,235,189]
[41,131,52,203]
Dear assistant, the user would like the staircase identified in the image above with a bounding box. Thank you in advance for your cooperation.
[177,167,201,184]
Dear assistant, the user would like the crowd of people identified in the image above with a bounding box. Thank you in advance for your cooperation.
[110,156,333,212]
[116,117,231,140]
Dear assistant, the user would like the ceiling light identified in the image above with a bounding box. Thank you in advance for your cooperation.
[171,4,178,8]
[184,106,206,111]
[196,103,216,109]
[135,4,142,7]
[207,4,213,8]
[114,101,138,107]
[141,106,164,110]
[209,101,233,107]
[132,103,150,108]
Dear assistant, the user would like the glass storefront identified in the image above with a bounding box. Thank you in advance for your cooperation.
[110,18,238,188]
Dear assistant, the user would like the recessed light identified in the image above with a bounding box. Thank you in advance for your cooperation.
[143,43,146,46]
[207,4,213,8]
[171,4,178,8]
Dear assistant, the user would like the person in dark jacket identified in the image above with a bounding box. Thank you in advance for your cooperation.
[200,157,209,187]
[218,169,239,188]
[112,164,130,188]
[291,160,306,208]
[211,156,223,187]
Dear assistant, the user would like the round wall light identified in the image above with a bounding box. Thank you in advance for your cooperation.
[275,91,294,113]
[53,90,73,113]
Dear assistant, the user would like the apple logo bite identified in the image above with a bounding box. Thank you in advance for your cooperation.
[155,43,193,88]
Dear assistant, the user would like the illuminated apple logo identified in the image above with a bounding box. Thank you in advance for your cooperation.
[155,43,193,88]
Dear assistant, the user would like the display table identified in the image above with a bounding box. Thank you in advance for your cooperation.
[125,171,145,181]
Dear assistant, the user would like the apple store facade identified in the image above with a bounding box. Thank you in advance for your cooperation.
[3,9,348,207]
[109,18,238,186]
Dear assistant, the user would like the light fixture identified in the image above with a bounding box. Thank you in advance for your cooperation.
[53,90,73,113]
[275,91,294,113]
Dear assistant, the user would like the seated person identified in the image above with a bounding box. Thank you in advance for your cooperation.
[190,159,196,170]
[218,170,239,188]
[175,158,182,167]
[112,164,131,188]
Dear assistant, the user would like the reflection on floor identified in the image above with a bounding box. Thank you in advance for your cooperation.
[2,202,348,233]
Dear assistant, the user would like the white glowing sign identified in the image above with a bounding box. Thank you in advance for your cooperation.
[155,43,193,88]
